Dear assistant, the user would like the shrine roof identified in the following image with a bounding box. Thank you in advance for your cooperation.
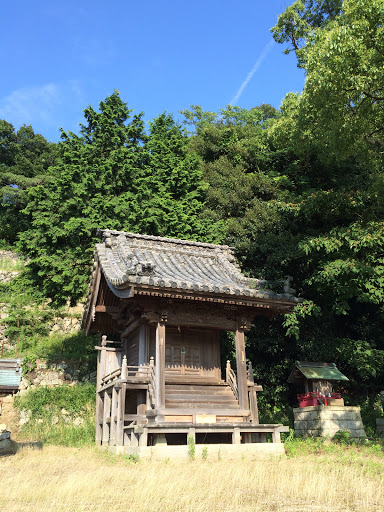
[288,361,349,383]
[93,230,297,302]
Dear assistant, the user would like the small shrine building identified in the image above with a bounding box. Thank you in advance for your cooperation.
[82,230,298,455]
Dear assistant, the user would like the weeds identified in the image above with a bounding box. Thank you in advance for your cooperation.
[188,435,195,460]
[14,384,96,446]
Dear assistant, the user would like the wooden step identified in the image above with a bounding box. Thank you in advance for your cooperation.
[165,386,234,395]
[165,402,239,409]
[165,394,237,402]
[165,376,226,385]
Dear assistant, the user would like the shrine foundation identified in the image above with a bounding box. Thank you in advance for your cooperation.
[293,405,366,438]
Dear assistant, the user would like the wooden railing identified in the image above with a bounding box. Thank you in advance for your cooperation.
[101,356,151,386]
[226,360,238,401]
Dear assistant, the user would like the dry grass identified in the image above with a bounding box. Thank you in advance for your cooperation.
[1,444,383,512]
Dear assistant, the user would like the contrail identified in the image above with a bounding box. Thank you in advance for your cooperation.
[229,39,275,106]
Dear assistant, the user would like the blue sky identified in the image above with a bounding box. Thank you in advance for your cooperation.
[1,0,304,142]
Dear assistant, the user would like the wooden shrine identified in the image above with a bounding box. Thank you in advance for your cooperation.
[82,230,298,453]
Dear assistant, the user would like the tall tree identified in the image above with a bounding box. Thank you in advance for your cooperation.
[0,121,57,243]
[18,93,213,305]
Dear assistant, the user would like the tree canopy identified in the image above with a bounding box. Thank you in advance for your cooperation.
[17,92,214,305]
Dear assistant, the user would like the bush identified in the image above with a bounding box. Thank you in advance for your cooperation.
[14,384,96,446]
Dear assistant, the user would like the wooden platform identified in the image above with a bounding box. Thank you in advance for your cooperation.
[123,422,289,448]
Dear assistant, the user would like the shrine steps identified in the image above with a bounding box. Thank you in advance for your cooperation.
[165,383,239,409]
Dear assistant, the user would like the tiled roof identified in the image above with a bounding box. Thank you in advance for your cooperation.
[94,230,296,302]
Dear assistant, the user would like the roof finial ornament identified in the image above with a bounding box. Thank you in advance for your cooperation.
[283,276,296,295]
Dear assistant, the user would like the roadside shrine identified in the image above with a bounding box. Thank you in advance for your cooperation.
[82,230,298,454]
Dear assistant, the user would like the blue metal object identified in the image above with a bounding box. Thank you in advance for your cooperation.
[0,359,23,393]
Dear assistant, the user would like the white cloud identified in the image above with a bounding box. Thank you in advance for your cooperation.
[0,83,60,125]
[0,81,85,139]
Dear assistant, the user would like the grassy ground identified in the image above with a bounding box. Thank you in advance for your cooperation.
[1,395,384,512]
[0,442,383,512]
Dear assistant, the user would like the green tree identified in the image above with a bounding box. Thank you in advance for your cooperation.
[17,93,212,305]
[0,121,57,243]
[134,112,213,240]
[272,0,384,159]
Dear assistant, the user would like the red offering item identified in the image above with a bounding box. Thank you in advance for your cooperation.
[297,392,341,407]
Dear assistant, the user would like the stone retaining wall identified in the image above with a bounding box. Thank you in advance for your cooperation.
[293,405,366,438]
[18,359,96,396]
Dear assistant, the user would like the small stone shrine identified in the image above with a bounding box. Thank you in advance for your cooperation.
[289,361,366,438]
[82,230,298,457]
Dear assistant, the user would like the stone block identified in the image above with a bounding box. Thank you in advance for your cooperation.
[0,438,11,453]
[293,410,320,421]
[306,420,321,430]
[0,429,10,440]
[376,418,384,435]
[294,420,308,430]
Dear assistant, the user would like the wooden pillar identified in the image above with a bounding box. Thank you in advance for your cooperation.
[232,427,241,444]
[235,327,248,411]
[97,335,108,390]
[102,390,111,446]
[95,392,103,445]
[109,387,118,446]
[138,324,148,366]
[155,319,166,410]
[116,383,126,447]
[137,390,146,424]
[139,427,148,447]
[249,387,259,424]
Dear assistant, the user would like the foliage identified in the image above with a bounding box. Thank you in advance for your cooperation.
[0,121,57,243]
[22,354,37,375]
[17,93,214,306]
[272,0,384,159]
[284,436,384,468]
[14,384,96,446]
[15,383,95,417]
[332,429,351,445]
[271,0,343,66]
[188,435,196,460]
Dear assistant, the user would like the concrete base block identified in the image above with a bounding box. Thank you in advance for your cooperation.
[293,405,366,438]
[118,443,285,459]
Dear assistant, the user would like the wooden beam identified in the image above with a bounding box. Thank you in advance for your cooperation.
[95,306,121,314]
[235,328,249,411]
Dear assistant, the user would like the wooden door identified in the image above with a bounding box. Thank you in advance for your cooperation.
[164,327,220,379]
[165,342,201,375]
